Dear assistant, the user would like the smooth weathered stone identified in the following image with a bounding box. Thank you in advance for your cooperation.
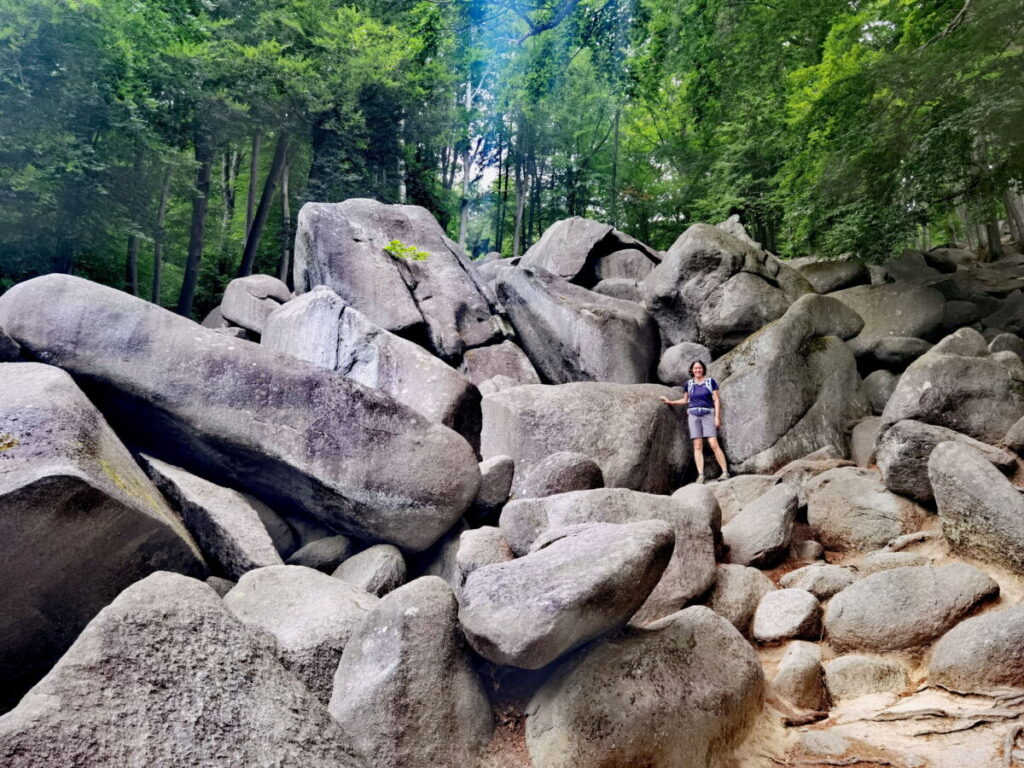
[873,336,933,368]
[800,731,850,757]
[0,328,23,361]
[286,535,353,572]
[0,363,206,711]
[262,286,481,442]
[824,564,999,651]
[592,277,643,301]
[496,267,658,384]
[885,249,941,282]
[710,294,867,473]
[1005,415,1024,455]
[594,248,658,282]
[641,223,812,355]
[780,563,857,600]
[460,340,540,387]
[0,275,481,552]
[332,544,407,597]
[525,606,764,768]
[703,563,775,636]
[925,246,975,271]
[716,213,761,247]
[825,654,909,700]
[477,374,520,396]
[772,641,828,711]
[328,577,492,768]
[500,487,719,624]
[794,259,869,294]
[752,589,822,644]
[790,539,825,561]
[481,382,690,495]
[939,299,981,334]
[857,550,930,575]
[929,603,1024,694]
[414,519,467,589]
[990,332,1024,357]
[475,455,515,513]
[806,467,926,551]
[929,441,1024,572]
[224,565,378,704]
[851,417,881,467]
[930,325,990,356]
[712,474,780,524]
[722,484,799,568]
[140,455,283,580]
[245,494,299,558]
[515,451,604,499]
[205,576,235,597]
[220,274,291,334]
[775,456,855,508]
[861,370,900,414]
[519,216,659,285]
[985,289,1024,335]
[455,526,514,588]
[656,341,713,386]
[459,521,674,668]
[830,284,946,364]
[877,419,1017,503]
[0,573,364,768]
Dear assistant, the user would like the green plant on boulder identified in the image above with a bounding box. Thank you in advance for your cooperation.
[383,239,429,261]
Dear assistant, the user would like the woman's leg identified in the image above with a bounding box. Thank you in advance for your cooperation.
[692,437,705,476]
[707,437,729,471]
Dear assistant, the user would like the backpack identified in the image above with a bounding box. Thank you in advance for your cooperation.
[686,377,717,395]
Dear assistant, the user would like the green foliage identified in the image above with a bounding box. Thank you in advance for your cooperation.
[383,239,429,261]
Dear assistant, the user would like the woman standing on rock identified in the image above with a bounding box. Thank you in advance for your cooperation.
[660,361,730,484]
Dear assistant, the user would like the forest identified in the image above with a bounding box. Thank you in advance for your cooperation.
[0,0,1021,319]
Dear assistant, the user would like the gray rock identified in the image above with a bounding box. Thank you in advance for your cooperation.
[0,573,364,768]
[459,521,674,668]
[332,544,407,597]
[525,606,764,768]
[830,284,946,365]
[709,294,868,473]
[140,456,283,580]
[475,455,514,513]
[224,565,378,704]
[245,494,299,558]
[929,441,1024,572]
[0,328,23,361]
[0,275,481,553]
[929,603,1024,694]
[712,474,780,524]
[752,589,822,644]
[940,300,981,334]
[0,363,206,711]
[877,419,1017,503]
[515,450,604,499]
[772,641,828,711]
[703,563,775,636]
[477,374,520,396]
[884,249,941,282]
[806,467,926,551]
[594,248,659,282]
[800,731,850,757]
[722,484,799,568]
[220,274,291,334]
[775,456,856,508]
[481,382,691,495]
[990,332,1024,357]
[414,519,467,589]
[930,325,990,356]
[790,539,825,561]
[496,267,658,384]
[500,487,719,624]
[825,654,909,700]
[872,336,933,368]
[857,551,930,575]
[780,563,857,600]
[824,564,999,650]
[861,370,900,414]
[592,277,642,301]
[455,526,514,587]
[656,341,714,386]
[994,349,1024,379]
[984,289,1024,335]
[851,417,882,467]
[925,246,975,271]
[1005,415,1024,455]
[795,259,869,294]
[460,340,540,387]
[205,575,235,596]
[880,330,1024,444]
[716,213,761,247]
[519,216,659,285]
[641,223,812,355]
[286,535,353,572]
[328,577,492,768]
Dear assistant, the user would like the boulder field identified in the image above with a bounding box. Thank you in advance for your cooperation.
[2,205,1024,767]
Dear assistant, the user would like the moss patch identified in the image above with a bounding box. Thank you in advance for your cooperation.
[0,433,19,451]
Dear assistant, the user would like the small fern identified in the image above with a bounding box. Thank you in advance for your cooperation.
[384,239,429,261]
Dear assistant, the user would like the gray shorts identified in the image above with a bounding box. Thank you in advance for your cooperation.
[687,409,717,439]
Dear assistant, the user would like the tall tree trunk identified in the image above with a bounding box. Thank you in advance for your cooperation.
[494,128,506,252]
[986,219,1005,260]
[246,132,262,238]
[1004,188,1024,244]
[610,105,620,228]
[958,204,975,250]
[277,158,292,286]
[513,147,525,259]
[177,125,214,317]
[152,164,172,305]
[238,133,289,278]
[125,235,139,296]
[397,118,407,204]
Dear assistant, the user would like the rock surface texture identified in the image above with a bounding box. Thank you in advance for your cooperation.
[928,603,1024,694]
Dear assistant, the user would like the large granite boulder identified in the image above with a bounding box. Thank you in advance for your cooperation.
[829,284,946,365]
[459,521,674,668]
[481,382,690,495]
[0,573,364,767]
[262,286,481,443]
[515,450,604,499]
[525,606,764,768]
[641,223,813,355]
[331,544,407,597]
[328,577,492,768]
[772,641,829,711]
[496,266,658,384]
[702,563,776,636]
[780,563,856,600]
[220,274,291,335]
[709,294,868,473]
[752,589,822,644]
[223,565,378,704]
[825,655,908,700]
[293,199,502,361]
[0,363,206,711]
[656,341,713,386]
[929,603,1024,694]
[460,340,540,388]
[500,487,719,624]
[824,564,999,651]
[0,275,480,553]
[721,483,798,568]
[793,258,869,294]
[929,441,1024,572]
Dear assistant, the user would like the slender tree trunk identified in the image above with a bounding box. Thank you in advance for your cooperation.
[397,118,407,204]
[986,219,1005,260]
[177,125,214,317]
[238,132,289,278]
[246,132,262,238]
[152,164,172,305]
[125,235,140,296]
[610,105,620,228]
[277,158,292,286]
[513,148,525,259]
[1004,188,1024,244]
[494,129,505,252]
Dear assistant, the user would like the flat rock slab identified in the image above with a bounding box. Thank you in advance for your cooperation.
[752,589,822,644]
[459,520,674,668]
[0,275,480,552]
[141,455,282,580]
[224,565,378,704]
[0,363,205,711]
[0,573,364,768]
[825,654,908,700]
[824,564,999,651]
[722,483,798,568]
[525,606,764,768]
[929,603,1024,694]
[703,563,775,636]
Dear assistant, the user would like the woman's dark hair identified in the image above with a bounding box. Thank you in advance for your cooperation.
[688,360,707,377]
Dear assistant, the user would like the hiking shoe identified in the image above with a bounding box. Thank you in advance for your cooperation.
[720,470,731,480]
[696,474,705,485]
